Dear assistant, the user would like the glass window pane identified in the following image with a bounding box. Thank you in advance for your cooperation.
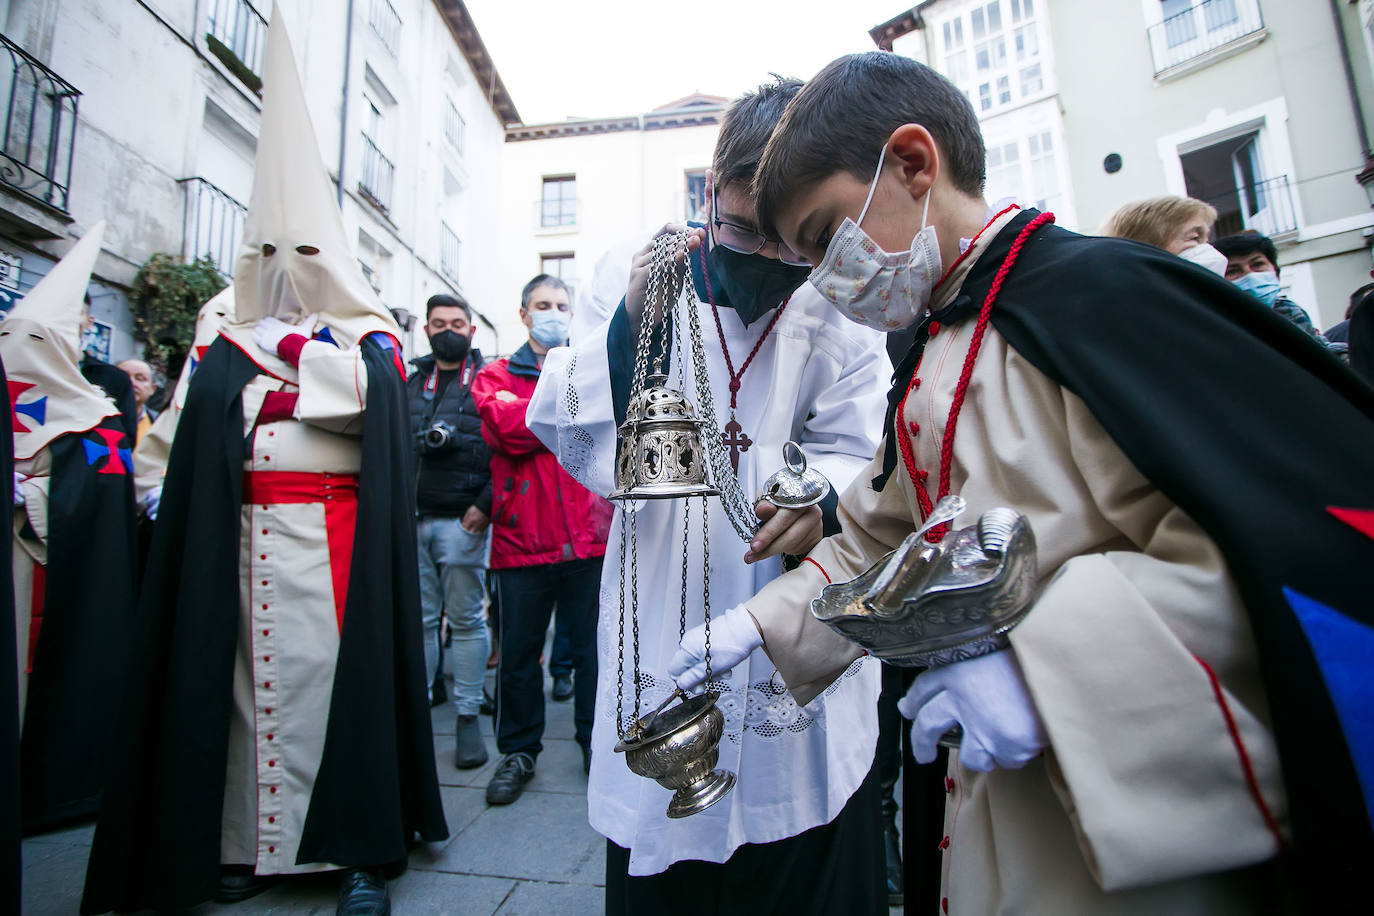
[979,83,992,111]
[1016,24,1038,60]
[972,9,985,39]
[1020,63,1042,95]
[997,76,1010,104]
[976,44,990,70]
[987,2,1002,34]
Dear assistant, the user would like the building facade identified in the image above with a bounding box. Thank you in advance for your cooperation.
[499,95,724,348]
[0,0,515,363]
[875,0,1374,327]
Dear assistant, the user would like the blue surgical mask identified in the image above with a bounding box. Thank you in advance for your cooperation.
[529,309,570,347]
[1233,271,1281,307]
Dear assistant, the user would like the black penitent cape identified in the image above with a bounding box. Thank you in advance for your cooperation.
[0,356,17,913]
[892,209,1374,909]
[20,416,138,834]
[81,335,447,914]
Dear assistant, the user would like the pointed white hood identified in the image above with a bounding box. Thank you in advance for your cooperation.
[0,221,118,459]
[229,6,399,354]
[173,285,236,411]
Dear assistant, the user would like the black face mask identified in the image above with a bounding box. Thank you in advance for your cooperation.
[429,329,471,363]
[704,243,811,326]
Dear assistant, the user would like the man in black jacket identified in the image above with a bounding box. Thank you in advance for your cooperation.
[408,293,493,769]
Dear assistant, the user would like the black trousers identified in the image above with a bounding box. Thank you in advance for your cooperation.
[899,665,949,916]
[493,557,601,756]
[605,762,886,916]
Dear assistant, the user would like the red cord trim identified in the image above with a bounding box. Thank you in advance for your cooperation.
[1194,654,1287,853]
[802,557,831,583]
[899,212,1055,542]
[699,245,790,409]
[932,203,1020,292]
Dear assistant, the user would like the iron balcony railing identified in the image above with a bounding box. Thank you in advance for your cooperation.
[440,222,461,284]
[178,176,247,277]
[444,98,465,155]
[207,0,268,85]
[369,0,402,57]
[1204,174,1297,238]
[359,133,395,215]
[0,33,79,213]
[1147,0,1264,75]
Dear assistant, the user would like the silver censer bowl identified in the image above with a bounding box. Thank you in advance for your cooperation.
[614,692,737,819]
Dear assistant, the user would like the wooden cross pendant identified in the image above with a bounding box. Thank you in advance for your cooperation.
[721,417,752,474]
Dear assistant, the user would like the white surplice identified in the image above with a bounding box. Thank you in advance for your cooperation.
[527,266,892,877]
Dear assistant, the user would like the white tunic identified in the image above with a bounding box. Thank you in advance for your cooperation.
[218,337,370,874]
[527,274,892,877]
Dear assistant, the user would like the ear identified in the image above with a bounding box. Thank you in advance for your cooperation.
[887,124,939,204]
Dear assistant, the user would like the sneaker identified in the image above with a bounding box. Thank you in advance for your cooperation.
[337,867,389,916]
[485,752,535,805]
[455,714,489,769]
[551,673,574,702]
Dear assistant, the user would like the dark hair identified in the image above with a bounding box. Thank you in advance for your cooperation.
[521,273,570,309]
[712,77,804,194]
[755,52,986,239]
[426,292,471,320]
[1214,232,1280,276]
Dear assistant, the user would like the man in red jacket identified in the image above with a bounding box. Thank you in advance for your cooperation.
[472,274,612,806]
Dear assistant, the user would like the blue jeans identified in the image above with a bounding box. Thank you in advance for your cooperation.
[418,515,489,716]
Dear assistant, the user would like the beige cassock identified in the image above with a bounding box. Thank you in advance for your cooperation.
[215,326,370,874]
[747,210,1288,913]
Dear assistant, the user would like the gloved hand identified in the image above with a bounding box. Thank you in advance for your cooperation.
[898,649,1047,772]
[251,316,295,357]
[668,604,763,692]
[12,471,24,507]
[143,485,162,521]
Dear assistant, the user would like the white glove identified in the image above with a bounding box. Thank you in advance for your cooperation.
[898,649,1047,772]
[143,485,162,521]
[12,472,24,507]
[668,604,763,691]
[251,316,294,356]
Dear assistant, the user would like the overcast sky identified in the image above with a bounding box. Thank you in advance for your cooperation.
[463,0,917,125]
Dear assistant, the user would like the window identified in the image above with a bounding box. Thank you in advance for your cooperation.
[1027,132,1059,209]
[541,252,576,296]
[1014,24,1038,61]
[974,37,1005,73]
[685,170,708,221]
[1150,0,1265,75]
[1178,129,1296,237]
[979,83,992,111]
[997,76,1011,105]
[1010,0,1034,22]
[946,50,969,89]
[357,230,391,297]
[444,97,465,155]
[985,141,1022,202]
[541,176,576,228]
[369,0,402,57]
[440,222,461,284]
[1019,63,1043,96]
[359,86,396,214]
[943,18,964,50]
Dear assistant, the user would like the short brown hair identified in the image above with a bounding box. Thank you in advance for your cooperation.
[712,77,804,194]
[1099,196,1217,250]
[755,52,985,239]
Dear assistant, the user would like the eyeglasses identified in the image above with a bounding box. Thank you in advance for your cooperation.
[711,187,811,267]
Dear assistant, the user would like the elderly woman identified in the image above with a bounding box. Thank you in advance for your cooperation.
[1100,196,1226,274]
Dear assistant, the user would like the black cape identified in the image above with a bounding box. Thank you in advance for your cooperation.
[19,416,137,835]
[891,210,1374,907]
[81,334,447,914]
[0,355,17,912]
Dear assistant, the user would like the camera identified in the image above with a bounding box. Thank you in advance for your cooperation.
[418,421,456,452]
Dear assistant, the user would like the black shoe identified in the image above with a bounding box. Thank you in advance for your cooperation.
[551,673,574,701]
[884,819,904,906]
[455,714,489,769]
[480,686,496,716]
[337,868,389,916]
[581,743,591,775]
[485,752,535,805]
[213,865,273,903]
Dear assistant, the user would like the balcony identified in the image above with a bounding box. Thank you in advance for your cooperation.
[440,222,461,285]
[0,33,80,214]
[1202,174,1298,239]
[358,133,395,216]
[1148,0,1265,79]
[178,177,247,277]
[206,0,268,93]
[369,0,402,57]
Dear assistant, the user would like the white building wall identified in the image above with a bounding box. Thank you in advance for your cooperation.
[498,121,719,351]
[0,0,507,363]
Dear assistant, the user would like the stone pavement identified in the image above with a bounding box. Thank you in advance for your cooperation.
[21,666,606,915]
[21,665,906,915]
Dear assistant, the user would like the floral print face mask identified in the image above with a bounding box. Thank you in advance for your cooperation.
[808,146,942,333]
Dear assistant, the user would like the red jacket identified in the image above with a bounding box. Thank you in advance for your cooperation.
[471,343,612,570]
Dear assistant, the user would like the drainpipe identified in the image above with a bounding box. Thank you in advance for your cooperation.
[1330,0,1374,207]
[336,0,356,206]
